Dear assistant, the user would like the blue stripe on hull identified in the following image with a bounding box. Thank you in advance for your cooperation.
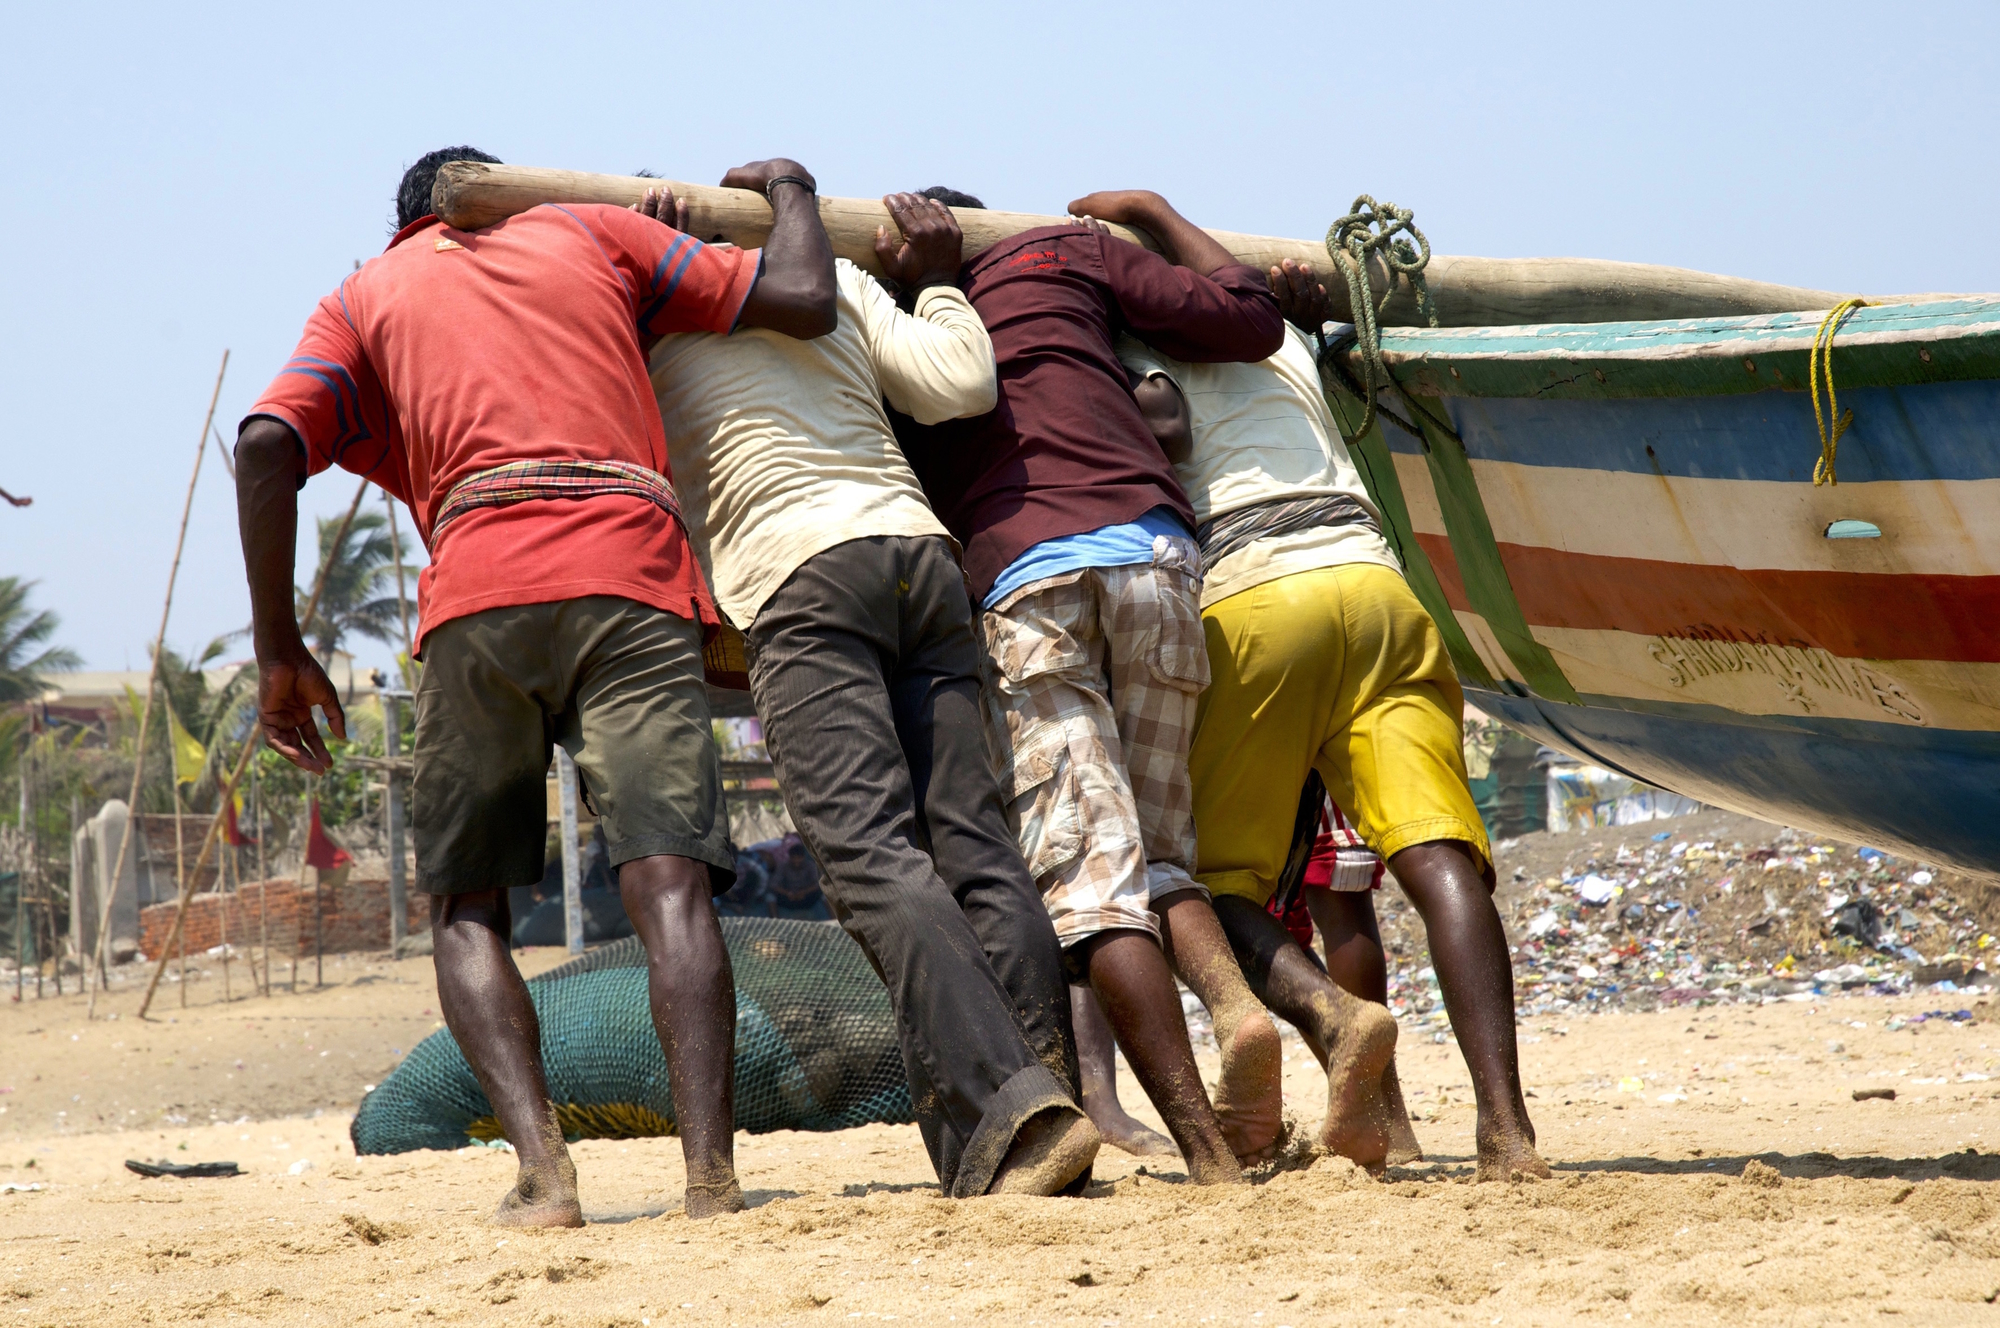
[1468,687,2000,880]
[1378,379,2000,484]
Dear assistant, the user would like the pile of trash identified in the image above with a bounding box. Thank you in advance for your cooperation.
[1374,809,1997,1022]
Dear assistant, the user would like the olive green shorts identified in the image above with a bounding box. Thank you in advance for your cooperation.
[413,595,733,896]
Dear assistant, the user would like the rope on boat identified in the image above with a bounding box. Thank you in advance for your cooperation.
[1320,196,1439,440]
[1809,298,1871,485]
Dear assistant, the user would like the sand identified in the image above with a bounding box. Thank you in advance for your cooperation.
[4,945,1998,1325]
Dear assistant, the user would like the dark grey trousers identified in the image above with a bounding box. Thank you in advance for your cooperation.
[745,535,1083,1197]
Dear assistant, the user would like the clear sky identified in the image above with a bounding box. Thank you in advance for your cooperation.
[4,0,1995,676]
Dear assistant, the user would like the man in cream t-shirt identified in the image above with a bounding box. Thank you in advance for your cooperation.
[644,187,1098,1199]
[1119,260,1549,1181]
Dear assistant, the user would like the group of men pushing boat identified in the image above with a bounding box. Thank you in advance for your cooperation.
[235,147,1549,1226]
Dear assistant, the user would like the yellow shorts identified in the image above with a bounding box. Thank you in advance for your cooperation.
[1189,563,1489,905]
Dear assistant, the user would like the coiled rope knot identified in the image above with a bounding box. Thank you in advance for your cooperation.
[1809,298,1871,486]
[1322,195,1438,439]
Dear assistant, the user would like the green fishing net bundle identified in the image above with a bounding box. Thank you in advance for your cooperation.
[351,917,911,1153]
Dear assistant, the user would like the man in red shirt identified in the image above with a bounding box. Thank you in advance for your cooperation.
[235,145,836,1226]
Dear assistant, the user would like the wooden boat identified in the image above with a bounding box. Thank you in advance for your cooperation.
[1328,298,2000,879]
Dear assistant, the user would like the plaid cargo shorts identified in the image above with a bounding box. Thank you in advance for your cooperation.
[976,533,1211,947]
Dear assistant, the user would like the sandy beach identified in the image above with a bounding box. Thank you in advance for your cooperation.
[3,941,1997,1325]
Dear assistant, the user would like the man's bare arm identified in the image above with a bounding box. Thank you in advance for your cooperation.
[635,159,836,339]
[236,417,346,773]
[726,158,837,338]
[1067,190,1239,278]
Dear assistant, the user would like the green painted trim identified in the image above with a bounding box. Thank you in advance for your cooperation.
[1407,400,1583,704]
[1318,369,1496,690]
[1362,298,2000,402]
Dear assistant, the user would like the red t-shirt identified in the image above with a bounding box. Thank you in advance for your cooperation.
[247,205,761,649]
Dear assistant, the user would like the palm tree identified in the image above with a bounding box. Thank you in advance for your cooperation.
[0,577,81,705]
[152,636,255,811]
[296,511,402,659]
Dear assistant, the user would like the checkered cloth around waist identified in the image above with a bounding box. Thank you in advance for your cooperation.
[1195,493,1379,568]
[429,459,684,545]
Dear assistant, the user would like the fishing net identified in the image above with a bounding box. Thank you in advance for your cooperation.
[350,917,911,1155]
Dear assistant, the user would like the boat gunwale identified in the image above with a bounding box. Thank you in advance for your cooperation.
[1335,297,2000,402]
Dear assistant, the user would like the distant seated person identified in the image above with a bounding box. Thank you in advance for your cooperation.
[767,834,832,922]
[511,826,633,946]
[713,845,775,917]
[717,834,831,920]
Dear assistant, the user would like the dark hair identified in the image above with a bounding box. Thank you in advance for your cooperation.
[395,146,501,233]
[918,186,985,210]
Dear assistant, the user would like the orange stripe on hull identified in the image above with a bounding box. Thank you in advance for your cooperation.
[1413,533,2000,664]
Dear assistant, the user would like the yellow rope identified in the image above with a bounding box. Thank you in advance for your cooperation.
[466,1101,678,1144]
[1809,298,1871,485]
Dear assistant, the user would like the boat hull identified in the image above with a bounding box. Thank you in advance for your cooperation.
[1339,298,2000,879]
[1468,685,1999,874]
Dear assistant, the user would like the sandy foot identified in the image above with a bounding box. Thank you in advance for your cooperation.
[491,1166,585,1228]
[1475,1118,1553,1182]
[1210,1008,1285,1163]
[1315,998,1400,1169]
[683,1178,747,1218]
[1088,1105,1178,1158]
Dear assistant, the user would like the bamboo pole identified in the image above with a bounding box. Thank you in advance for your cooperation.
[60,792,76,997]
[219,827,232,1004]
[172,778,187,1006]
[136,476,371,1020]
[88,350,228,1018]
[14,738,27,1002]
[255,756,269,998]
[310,789,323,989]
[382,494,418,691]
[430,162,1945,328]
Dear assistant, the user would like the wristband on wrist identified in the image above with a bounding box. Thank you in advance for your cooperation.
[763,175,815,201]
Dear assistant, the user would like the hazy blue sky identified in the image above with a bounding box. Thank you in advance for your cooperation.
[4,1,1995,675]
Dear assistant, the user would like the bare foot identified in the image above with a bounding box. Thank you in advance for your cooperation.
[1210,1008,1284,1164]
[1475,1118,1551,1182]
[1380,1059,1423,1167]
[684,1178,747,1218]
[1083,1100,1178,1158]
[988,1109,1102,1196]
[1314,995,1400,1170]
[491,1162,583,1228]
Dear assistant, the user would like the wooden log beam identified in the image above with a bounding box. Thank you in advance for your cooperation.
[432,162,1934,328]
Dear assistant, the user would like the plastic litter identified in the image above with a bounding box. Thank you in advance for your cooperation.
[1576,875,1618,905]
[1443,822,1997,1023]
[125,1159,242,1178]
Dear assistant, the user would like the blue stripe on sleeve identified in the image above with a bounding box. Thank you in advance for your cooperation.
[649,234,690,290]
[660,241,701,300]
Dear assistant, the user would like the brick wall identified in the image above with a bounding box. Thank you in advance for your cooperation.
[137,872,430,961]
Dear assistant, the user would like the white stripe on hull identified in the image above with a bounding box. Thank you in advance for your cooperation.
[1526,625,2000,732]
[1391,452,2000,576]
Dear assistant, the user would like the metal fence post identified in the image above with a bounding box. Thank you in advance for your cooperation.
[381,690,410,952]
[556,748,582,955]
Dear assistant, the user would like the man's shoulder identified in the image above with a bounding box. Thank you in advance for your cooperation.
[967,224,1096,278]
[833,255,880,297]
[485,202,644,250]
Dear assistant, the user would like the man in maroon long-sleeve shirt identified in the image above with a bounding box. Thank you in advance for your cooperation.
[899,189,1400,1182]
